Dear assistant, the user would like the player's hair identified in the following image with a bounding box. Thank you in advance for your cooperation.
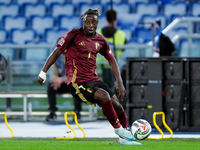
[79,7,101,20]
[106,9,117,23]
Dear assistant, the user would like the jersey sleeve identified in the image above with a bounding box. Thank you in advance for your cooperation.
[99,38,114,61]
[56,30,74,52]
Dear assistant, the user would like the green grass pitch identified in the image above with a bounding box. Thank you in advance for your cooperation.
[0,138,200,150]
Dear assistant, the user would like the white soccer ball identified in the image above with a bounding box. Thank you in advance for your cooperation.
[131,119,152,140]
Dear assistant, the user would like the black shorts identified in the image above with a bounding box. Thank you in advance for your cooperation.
[68,80,115,106]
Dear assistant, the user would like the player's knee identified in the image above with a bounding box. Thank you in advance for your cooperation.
[94,89,110,103]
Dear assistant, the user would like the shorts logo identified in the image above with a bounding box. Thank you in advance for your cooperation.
[87,88,92,93]
[58,38,65,46]
[95,42,100,50]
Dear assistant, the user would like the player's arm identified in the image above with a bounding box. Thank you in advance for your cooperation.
[38,47,62,85]
[108,57,126,101]
[100,38,126,100]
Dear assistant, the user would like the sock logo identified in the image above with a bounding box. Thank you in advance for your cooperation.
[114,119,119,125]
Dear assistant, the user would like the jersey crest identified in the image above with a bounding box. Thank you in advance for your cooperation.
[95,42,100,50]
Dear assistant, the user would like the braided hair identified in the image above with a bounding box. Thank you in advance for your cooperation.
[79,7,101,20]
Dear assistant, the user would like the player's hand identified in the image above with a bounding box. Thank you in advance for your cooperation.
[51,76,62,90]
[38,76,45,85]
[116,82,126,101]
[38,70,46,85]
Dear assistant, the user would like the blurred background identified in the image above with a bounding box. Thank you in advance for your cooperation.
[0,0,200,131]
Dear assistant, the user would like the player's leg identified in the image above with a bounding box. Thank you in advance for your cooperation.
[73,98,82,120]
[68,81,134,141]
[94,82,142,145]
[46,83,58,122]
[110,95,142,145]
[93,89,134,141]
[111,95,127,129]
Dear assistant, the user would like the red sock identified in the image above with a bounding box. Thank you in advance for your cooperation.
[118,110,127,129]
[102,100,121,129]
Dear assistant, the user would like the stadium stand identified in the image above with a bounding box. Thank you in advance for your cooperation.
[45,28,68,44]
[103,2,131,15]
[140,14,168,29]
[79,2,103,15]
[11,29,36,44]
[0,3,19,20]
[162,1,188,23]
[0,29,7,43]
[44,0,66,5]
[17,0,39,5]
[58,15,81,30]
[0,0,12,4]
[99,0,121,5]
[135,2,159,17]
[50,2,75,17]
[30,15,55,38]
[3,15,27,31]
[190,1,200,16]
[23,3,47,17]
[0,0,199,44]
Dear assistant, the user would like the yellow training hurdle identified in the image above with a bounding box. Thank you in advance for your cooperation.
[0,112,14,138]
[148,112,173,140]
[56,112,86,139]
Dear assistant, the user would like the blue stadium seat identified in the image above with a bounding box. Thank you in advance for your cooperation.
[128,0,149,12]
[190,2,200,16]
[0,0,12,4]
[128,0,149,5]
[162,2,187,22]
[117,14,141,30]
[11,29,36,44]
[23,3,47,17]
[3,15,27,31]
[0,29,7,43]
[44,0,66,5]
[17,0,39,5]
[134,27,152,43]
[103,2,131,15]
[0,3,19,20]
[45,28,68,44]
[31,15,55,36]
[140,14,168,29]
[135,2,159,17]
[72,0,93,5]
[99,0,121,5]
[58,15,81,30]
[79,2,103,16]
[50,3,75,17]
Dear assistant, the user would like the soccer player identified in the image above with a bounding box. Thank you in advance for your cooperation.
[38,8,141,145]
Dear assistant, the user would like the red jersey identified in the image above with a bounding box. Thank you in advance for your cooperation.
[57,27,114,85]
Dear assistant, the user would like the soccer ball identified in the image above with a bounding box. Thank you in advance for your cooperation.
[131,119,152,140]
